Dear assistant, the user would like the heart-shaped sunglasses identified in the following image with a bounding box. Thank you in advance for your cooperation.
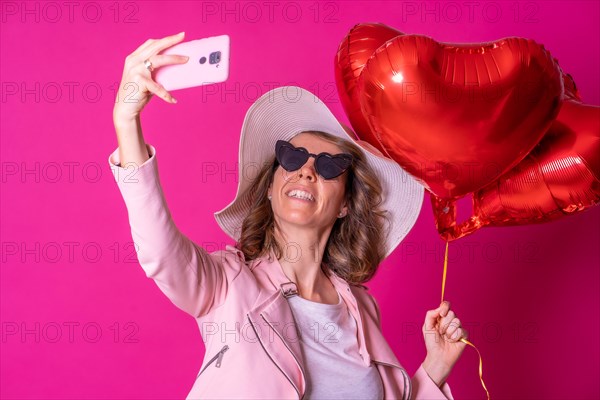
[274,140,353,180]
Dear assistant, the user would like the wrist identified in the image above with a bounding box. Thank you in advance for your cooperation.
[113,109,140,127]
[422,356,451,388]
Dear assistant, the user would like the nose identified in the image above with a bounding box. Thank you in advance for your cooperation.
[298,156,317,182]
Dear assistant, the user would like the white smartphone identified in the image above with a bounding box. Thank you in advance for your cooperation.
[154,34,230,91]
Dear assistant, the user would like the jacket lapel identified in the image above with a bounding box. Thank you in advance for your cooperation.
[327,268,412,400]
[326,270,405,369]
[246,254,307,397]
[247,251,408,398]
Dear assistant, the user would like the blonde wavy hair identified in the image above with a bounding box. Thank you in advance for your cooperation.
[236,131,390,285]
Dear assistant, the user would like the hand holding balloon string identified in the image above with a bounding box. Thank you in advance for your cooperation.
[422,300,468,387]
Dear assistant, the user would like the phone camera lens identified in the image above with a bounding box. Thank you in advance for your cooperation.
[199,57,207,64]
[209,51,221,64]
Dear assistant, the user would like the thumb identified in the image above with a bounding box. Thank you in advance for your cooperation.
[423,303,444,331]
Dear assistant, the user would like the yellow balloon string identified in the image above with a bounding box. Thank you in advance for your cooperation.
[441,240,491,400]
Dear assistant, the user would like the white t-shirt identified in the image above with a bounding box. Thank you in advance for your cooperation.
[287,290,384,399]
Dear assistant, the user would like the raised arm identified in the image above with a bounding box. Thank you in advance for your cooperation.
[109,33,243,318]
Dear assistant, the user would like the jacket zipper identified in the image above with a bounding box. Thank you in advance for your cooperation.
[372,360,411,400]
[247,314,305,400]
[197,344,229,378]
[259,313,306,400]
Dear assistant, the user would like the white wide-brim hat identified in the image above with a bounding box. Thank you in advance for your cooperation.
[214,86,424,258]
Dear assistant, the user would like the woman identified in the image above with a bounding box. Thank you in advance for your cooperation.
[110,32,467,399]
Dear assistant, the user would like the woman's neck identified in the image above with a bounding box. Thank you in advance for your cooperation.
[273,226,336,302]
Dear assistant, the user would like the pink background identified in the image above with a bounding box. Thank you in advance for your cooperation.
[2,1,599,398]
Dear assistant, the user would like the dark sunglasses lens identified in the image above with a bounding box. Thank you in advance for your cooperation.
[278,145,308,171]
[316,155,351,179]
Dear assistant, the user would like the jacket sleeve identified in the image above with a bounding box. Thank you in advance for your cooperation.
[108,143,243,318]
[369,293,454,399]
[411,364,453,399]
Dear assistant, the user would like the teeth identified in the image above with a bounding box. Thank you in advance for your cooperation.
[287,189,314,201]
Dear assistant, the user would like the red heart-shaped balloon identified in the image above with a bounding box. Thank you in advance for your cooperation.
[431,97,600,241]
[359,34,564,199]
[335,23,403,153]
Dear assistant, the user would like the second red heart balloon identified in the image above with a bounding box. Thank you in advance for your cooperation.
[431,98,600,241]
[335,23,404,154]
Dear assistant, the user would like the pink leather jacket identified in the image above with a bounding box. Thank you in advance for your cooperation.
[108,144,454,399]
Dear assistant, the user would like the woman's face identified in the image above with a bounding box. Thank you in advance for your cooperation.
[268,132,349,232]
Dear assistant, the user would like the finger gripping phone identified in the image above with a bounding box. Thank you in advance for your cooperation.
[154,34,230,91]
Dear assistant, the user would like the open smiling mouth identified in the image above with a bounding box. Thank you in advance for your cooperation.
[286,189,315,202]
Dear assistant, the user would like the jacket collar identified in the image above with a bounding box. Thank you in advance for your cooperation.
[248,248,402,369]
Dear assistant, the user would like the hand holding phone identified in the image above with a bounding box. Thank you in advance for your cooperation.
[113,32,189,124]
[154,34,230,91]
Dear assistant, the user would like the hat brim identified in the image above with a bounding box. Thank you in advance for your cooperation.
[214,86,424,258]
